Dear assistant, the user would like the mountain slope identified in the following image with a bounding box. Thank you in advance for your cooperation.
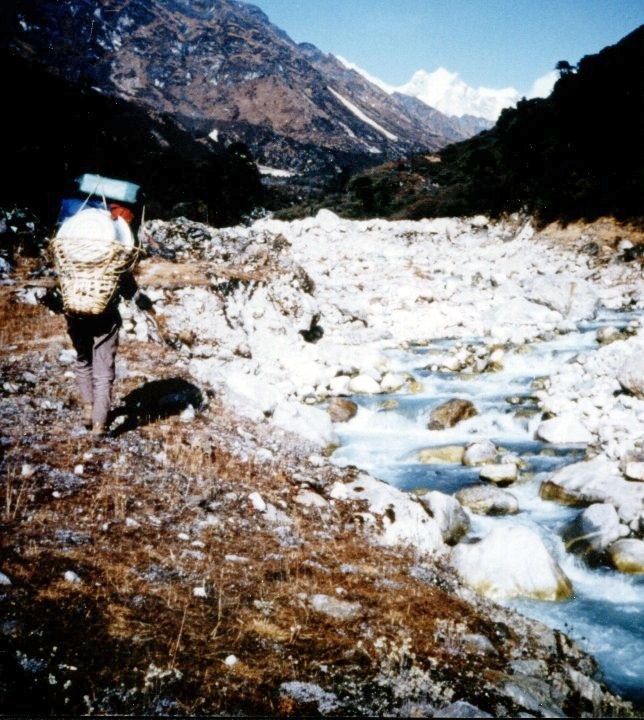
[0,48,262,228]
[292,25,643,225]
[1,0,482,184]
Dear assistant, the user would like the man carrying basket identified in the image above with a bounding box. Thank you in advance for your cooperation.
[52,174,150,437]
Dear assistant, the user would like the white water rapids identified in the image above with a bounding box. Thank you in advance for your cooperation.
[331,308,644,704]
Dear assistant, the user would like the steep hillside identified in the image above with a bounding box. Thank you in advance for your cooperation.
[292,26,643,226]
[1,0,481,189]
[0,50,262,228]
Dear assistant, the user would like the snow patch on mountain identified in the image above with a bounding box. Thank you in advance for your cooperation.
[327,87,399,141]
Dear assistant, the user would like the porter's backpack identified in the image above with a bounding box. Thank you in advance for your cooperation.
[51,174,142,315]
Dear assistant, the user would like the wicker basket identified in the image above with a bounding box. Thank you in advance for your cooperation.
[51,235,139,315]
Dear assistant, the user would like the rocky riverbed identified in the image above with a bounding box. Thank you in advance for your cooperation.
[1,210,642,716]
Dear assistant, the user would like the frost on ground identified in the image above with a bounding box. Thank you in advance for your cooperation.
[0,213,641,717]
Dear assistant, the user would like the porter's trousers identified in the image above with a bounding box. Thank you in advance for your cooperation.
[66,311,120,427]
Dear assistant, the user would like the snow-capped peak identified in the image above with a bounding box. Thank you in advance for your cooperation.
[337,57,557,122]
[396,67,520,121]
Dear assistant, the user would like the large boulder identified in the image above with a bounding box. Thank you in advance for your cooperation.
[450,525,573,601]
[608,538,644,574]
[562,503,626,561]
[417,490,471,545]
[455,485,519,515]
[536,415,593,444]
[524,275,598,323]
[540,456,644,528]
[329,474,445,556]
[428,399,477,430]
[618,355,644,398]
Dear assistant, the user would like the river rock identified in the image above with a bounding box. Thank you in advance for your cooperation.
[540,455,644,526]
[479,463,518,485]
[428,399,477,430]
[596,326,621,344]
[450,525,573,601]
[327,397,358,423]
[462,439,498,466]
[524,275,598,322]
[536,415,593,444]
[380,372,405,393]
[328,375,351,396]
[455,485,519,515]
[618,355,644,398]
[624,460,644,482]
[416,445,465,464]
[562,503,626,560]
[417,490,470,545]
[330,473,445,555]
[348,374,381,394]
[608,538,644,574]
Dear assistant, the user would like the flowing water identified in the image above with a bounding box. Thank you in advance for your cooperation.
[331,308,644,705]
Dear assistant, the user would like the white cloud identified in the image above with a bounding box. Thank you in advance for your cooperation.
[528,70,558,99]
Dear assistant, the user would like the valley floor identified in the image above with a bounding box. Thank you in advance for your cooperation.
[0,217,641,717]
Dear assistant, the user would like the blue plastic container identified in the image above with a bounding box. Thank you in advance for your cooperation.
[56,197,104,226]
[76,174,141,204]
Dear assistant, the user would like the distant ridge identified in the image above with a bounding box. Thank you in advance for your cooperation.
[0,0,488,190]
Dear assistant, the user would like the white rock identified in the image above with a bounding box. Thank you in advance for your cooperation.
[618,355,644,398]
[63,570,82,584]
[417,490,470,544]
[272,401,338,447]
[451,525,573,601]
[536,415,593,444]
[524,275,597,322]
[223,654,238,666]
[455,485,519,515]
[341,474,445,555]
[541,456,644,526]
[328,375,351,396]
[608,538,644,574]
[193,586,208,598]
[223,371,282,421]
[463,440,498,466]
[294,490,328,508]
[309,593,361,620]
[564,503,623,556]
[248,492,267,512]
[624,461,644,481]
[380,372,405,393]
[348,374,381,394]
[0,571,11,585]
[180,404,196,422]
[479,463,518,484]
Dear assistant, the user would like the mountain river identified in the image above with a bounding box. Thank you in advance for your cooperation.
[331,307,644,705]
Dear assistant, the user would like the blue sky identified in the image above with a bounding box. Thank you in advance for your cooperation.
[250,0,643,95]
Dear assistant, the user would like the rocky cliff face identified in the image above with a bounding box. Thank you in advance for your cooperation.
[2,0,482,182]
